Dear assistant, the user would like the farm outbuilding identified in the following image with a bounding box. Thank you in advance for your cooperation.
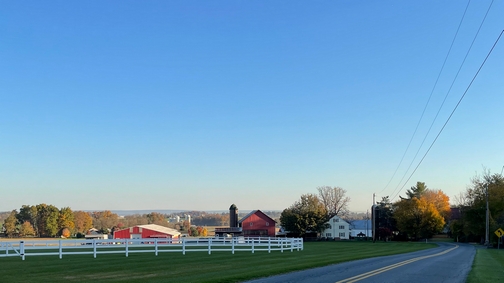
[239,210,276,237]
[113,224,181,239]
[215,205,277,237]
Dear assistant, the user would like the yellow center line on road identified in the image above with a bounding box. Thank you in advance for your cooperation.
[335,245,459,283]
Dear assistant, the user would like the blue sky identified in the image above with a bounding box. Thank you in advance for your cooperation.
[1,1,503,213]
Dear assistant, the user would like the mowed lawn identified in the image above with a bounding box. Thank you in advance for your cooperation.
[467,248,504,283]
[0,241,435,283]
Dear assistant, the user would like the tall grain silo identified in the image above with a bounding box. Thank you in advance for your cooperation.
[229,204,238,228]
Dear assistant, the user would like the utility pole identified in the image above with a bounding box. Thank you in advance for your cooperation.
[366,209,369,240]
[485,184,490,247]
[372,193,376,243]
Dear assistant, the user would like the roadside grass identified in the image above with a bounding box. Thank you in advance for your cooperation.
[0,241,435,283]
[467,248,504,283]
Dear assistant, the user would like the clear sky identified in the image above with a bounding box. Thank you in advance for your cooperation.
[1,1,503,213]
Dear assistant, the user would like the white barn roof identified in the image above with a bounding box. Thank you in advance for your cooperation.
[137,224,181,237]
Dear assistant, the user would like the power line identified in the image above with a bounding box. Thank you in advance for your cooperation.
[390,29,504,201]
[388,0,495,199]
[380,0,472,195]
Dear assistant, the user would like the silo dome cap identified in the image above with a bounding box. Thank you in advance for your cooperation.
[229,204,238,210]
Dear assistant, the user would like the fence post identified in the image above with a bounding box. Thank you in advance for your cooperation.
[59,240,63,259]
[125,240,129,257]
[208,238,212,255]
[20,241,25,261]
[155,239,158,256]
[280,238,283,253]
[232,237,235,254]
[182,238,186,255]
[268,237,271,253]
[252,238,254,254]
[93,239,97,258]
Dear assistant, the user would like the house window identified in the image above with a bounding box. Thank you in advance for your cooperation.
[339,225,345,229]
[266,222,269,226]
[328,224,332,229]
[333,218,339,222]
[250,222,253,226]
[339,232,345,237]
[326,233,331,237]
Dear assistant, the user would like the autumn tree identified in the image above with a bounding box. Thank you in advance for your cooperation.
[182,220,191,231]
[91,210,119,230]
[147,212,167,226]
[188,226,199,236]
[3,210,19,238]
[58,207,75,234]
[73,211,93,234]
[393,182,450,240]
[423,190,451,221]
[124,214,149,227]
[200,227,208,237]
[36,204,60,237]
[317,186,350,220]
[60,227,71,238]
[19,221,36,237]
[280,194,328,237]
[17,205,38,236]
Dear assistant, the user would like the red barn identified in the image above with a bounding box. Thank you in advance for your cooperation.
[113,224,181,239]
[239,210,276,237]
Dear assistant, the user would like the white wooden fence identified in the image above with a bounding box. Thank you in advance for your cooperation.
[0,237,303,260]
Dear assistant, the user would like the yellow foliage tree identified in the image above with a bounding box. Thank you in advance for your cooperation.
[61,227,71,238]
[73,211,93,234]
[201,227,208,237]
[394,196,446,240]
[423,190,451,220]
[19,221,36,237]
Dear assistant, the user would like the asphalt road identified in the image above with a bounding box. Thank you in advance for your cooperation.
[245,242,475,283]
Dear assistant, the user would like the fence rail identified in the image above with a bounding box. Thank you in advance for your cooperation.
[0,237,303,260]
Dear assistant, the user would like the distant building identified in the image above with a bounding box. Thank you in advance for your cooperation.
[85,228,108,240]
[322,216,351,239]
[239,210,276,237]
[215,204,276,237]
[113,224,181,239]
[349,219,372,237]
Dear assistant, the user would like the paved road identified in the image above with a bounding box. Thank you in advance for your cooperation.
[245,242,475,283]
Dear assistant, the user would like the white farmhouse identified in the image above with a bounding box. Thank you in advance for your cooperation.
[322,215,351,240]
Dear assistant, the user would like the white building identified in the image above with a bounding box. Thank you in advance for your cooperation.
[322,216,351,240]
[349,220,372,238]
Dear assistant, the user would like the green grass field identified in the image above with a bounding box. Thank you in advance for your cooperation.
[0,241,435,283]
[467,248,504,283]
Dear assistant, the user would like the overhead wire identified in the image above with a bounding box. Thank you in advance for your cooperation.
[390,29,504,201]
[388,0,495,200]
[379,0,472,194]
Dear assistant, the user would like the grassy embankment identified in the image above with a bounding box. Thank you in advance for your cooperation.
[467,248,504,283]
[0,241,435,283]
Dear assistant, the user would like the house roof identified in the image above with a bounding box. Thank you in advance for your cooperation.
[137,224,181,237]
[329,215,350,225]
[349,220,371,230]
[238,210,276,224]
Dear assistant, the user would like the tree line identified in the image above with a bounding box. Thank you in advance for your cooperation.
[450,171,504,244]
[279,183,452,242]
[280,186,351,236]
[1,205,178,238]
[0,205,242,238]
